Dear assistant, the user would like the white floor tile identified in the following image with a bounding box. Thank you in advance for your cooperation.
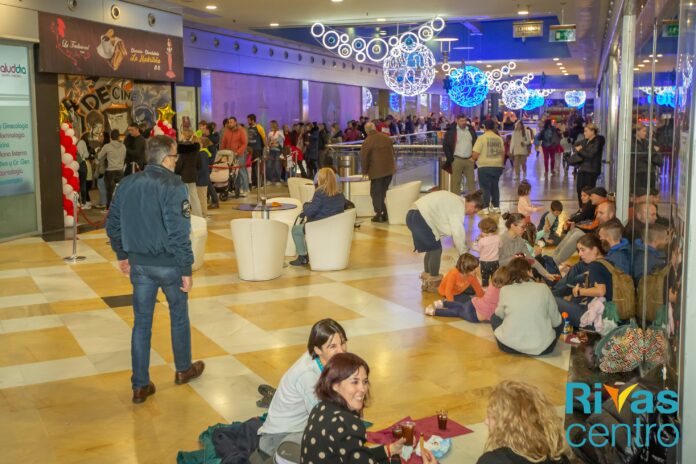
[0,365,25,389]
[1,314,64,333]
[0,293,48,309]
[18,356,99,386]
[61,309,132,355]
[45,241,107,263]
[0,268,29,278]
[88,349,165,374]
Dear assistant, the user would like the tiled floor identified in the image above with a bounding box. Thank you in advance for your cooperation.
[0,155,585,463]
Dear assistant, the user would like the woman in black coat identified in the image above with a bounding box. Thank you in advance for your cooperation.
[573,123,604,207]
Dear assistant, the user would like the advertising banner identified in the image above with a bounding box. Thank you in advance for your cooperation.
[38,12,183,82]
[0,44,34,197]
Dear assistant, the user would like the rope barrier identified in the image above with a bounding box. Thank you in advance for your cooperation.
[77,205,109,228]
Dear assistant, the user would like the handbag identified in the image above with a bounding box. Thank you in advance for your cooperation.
[567,151,583,166]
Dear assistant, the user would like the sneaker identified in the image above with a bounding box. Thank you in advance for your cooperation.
[82,203,92,210]
[240,191,248,198]
[490,207,501,214]
[275,182,282,186]
[479,208,490,215]
[424,305,436,316]
[289,255,309,266]
[258,384,277,397]
[433,300,444,309]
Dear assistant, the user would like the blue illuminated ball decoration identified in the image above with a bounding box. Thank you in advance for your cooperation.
[389,92,401,112]
[656,87,676,108]
[564,90,587,108]
[522,90,545,111]
[447,66,489,107]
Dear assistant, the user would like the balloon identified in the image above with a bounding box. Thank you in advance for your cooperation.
[69,160,79,172]
[67,145,77,157]
[64,215,75,227]
[63,196,74,213]
[62,165,74,179]
[68,176,79,191]
[65,128,75,137]
[71,136,77,145]
[153,126,164,136]
[62,177,67,185]
[60,135,71,147]
[61,153,73,165]
[60,145,65,155]
[62,184,74,196]
[60,123,70,131]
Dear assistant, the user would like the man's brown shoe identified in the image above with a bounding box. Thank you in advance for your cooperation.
[132,382,156,404]
[175,360,205,385]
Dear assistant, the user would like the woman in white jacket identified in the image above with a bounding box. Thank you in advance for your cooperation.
[406,189,484,291]
[510,120,531,180]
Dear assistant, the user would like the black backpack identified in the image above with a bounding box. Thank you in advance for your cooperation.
[247,125,261,148]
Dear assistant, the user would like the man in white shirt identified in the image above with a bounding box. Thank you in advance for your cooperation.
[257,319,348,458]
[443,115,478,194]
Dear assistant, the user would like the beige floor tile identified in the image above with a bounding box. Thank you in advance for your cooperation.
[0,326,85,367]
[229,295,362,331]
[50,298,109,314]
[0,276,41,297]
[0,302,55,320]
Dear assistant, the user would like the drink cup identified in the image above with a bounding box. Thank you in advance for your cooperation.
[391,425,403,440]
[401,421,416,446]
[437,411,448,430]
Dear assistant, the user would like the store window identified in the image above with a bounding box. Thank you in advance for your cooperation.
[0,43,38,240]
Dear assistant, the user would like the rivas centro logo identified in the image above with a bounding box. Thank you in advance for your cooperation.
[0,63,27,75]
[565,382,679,449]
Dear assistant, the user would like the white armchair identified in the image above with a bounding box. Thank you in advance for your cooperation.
[288,178,314,201]
[190,215,208,272]
[346,175,374,217]
[299,184,316,204]
[305,209,357,271]
[385,181,422,225]
[252,197,302,256]
[230,219,288,281]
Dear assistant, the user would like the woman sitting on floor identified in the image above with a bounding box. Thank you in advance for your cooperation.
[290,168,345,266]
[491,258,563,356]
[554,234,613,329]
[477,380,570,464]
[300,353,408,463]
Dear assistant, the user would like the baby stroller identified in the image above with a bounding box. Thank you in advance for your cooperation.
[210,150,238,200]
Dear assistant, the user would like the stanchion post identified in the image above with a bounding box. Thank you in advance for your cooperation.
[64,191,86,263]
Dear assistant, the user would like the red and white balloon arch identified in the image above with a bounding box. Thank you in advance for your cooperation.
[59,122,79,228]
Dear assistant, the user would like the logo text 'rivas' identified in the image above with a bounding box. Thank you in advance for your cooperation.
[565,382,679,449]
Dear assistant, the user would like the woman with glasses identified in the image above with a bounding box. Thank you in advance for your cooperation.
[499,213,558,283]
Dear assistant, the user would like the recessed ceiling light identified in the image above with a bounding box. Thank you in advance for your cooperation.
[433,37,458,42]
[518,4,530,15]
[556,62,563,66]
[486,64,492,68]
[634,67,640,71]
[657,54,663,57]
[331,0,343,2]
[270,22,279,27]
[476,60,482,63]
[376,18,386,22]
[639,63,646,67]
[553,57,559,61]
[643,59,650,63]
[560,67,566,70]
[205,4,217,9]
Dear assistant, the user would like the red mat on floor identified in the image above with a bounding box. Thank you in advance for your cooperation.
[367,415,473,463]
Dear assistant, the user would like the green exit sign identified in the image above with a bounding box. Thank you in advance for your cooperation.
[549,24,576,43]
[663,21,679,37]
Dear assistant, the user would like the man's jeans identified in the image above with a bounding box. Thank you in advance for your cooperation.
[130,264,192,389]
[97,176,107,205]
[478,167,503,208]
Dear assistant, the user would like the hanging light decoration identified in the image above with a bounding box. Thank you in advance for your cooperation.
[389,92,401,112]
[310,16,445,63]
[564,90,587,108]
[639,86,676,108]
[522,89,545,110]
[447,65,489,107]
[502,82,530,110]
[382,42,437,96]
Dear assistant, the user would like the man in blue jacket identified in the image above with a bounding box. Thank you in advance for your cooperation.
[107,135,205,404]
[598,219,632,275]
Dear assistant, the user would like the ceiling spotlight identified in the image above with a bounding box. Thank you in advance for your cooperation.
[634,67,640,71]
[643,59,650,63]
[560,67,566,70]
[638,63,646,67]
[376,18,386,22]
[657,54,663,57]
[486,64,492,68]
[433,37,458,42]
[331,0,343,2]
[205,4,217,9]
[553,57,560,61]
[518,4,530,15]
[476,60,482,63]
[270,22,279,26]
[556,62,563,66]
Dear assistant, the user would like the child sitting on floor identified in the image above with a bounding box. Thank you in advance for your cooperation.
[437,252,485,303]
[426,266,510,322]
[470,217,501,287]
[517,180,542,223]
[537,200,565,247]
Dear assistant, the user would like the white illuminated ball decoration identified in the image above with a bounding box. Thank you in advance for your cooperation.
[382,42,436,96]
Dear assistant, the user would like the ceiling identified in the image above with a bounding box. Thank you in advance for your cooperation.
[129,0,612,85]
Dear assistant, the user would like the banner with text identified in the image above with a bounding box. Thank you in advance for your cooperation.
[0,44,34,197]
[38,12,183,82]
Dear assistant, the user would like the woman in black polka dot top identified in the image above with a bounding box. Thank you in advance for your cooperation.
[300,353,407,463]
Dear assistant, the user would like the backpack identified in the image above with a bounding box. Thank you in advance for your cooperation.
[542,127,554,146]
[247,124,260,147]
[636,265,670,322]
[594,321,669,373]
[595,259,636,320]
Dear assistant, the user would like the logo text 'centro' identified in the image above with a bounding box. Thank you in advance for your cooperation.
[0,63,27,74]
[565,382,679,449]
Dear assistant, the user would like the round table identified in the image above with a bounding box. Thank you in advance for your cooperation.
[235,203,297,219]
[337,176,368,199]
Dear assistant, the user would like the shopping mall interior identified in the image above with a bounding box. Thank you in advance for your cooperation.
[0,0,695,463]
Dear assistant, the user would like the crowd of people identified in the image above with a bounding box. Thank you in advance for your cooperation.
[101,105,678,464]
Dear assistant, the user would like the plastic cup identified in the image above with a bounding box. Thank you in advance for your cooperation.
[401,421,416,446]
